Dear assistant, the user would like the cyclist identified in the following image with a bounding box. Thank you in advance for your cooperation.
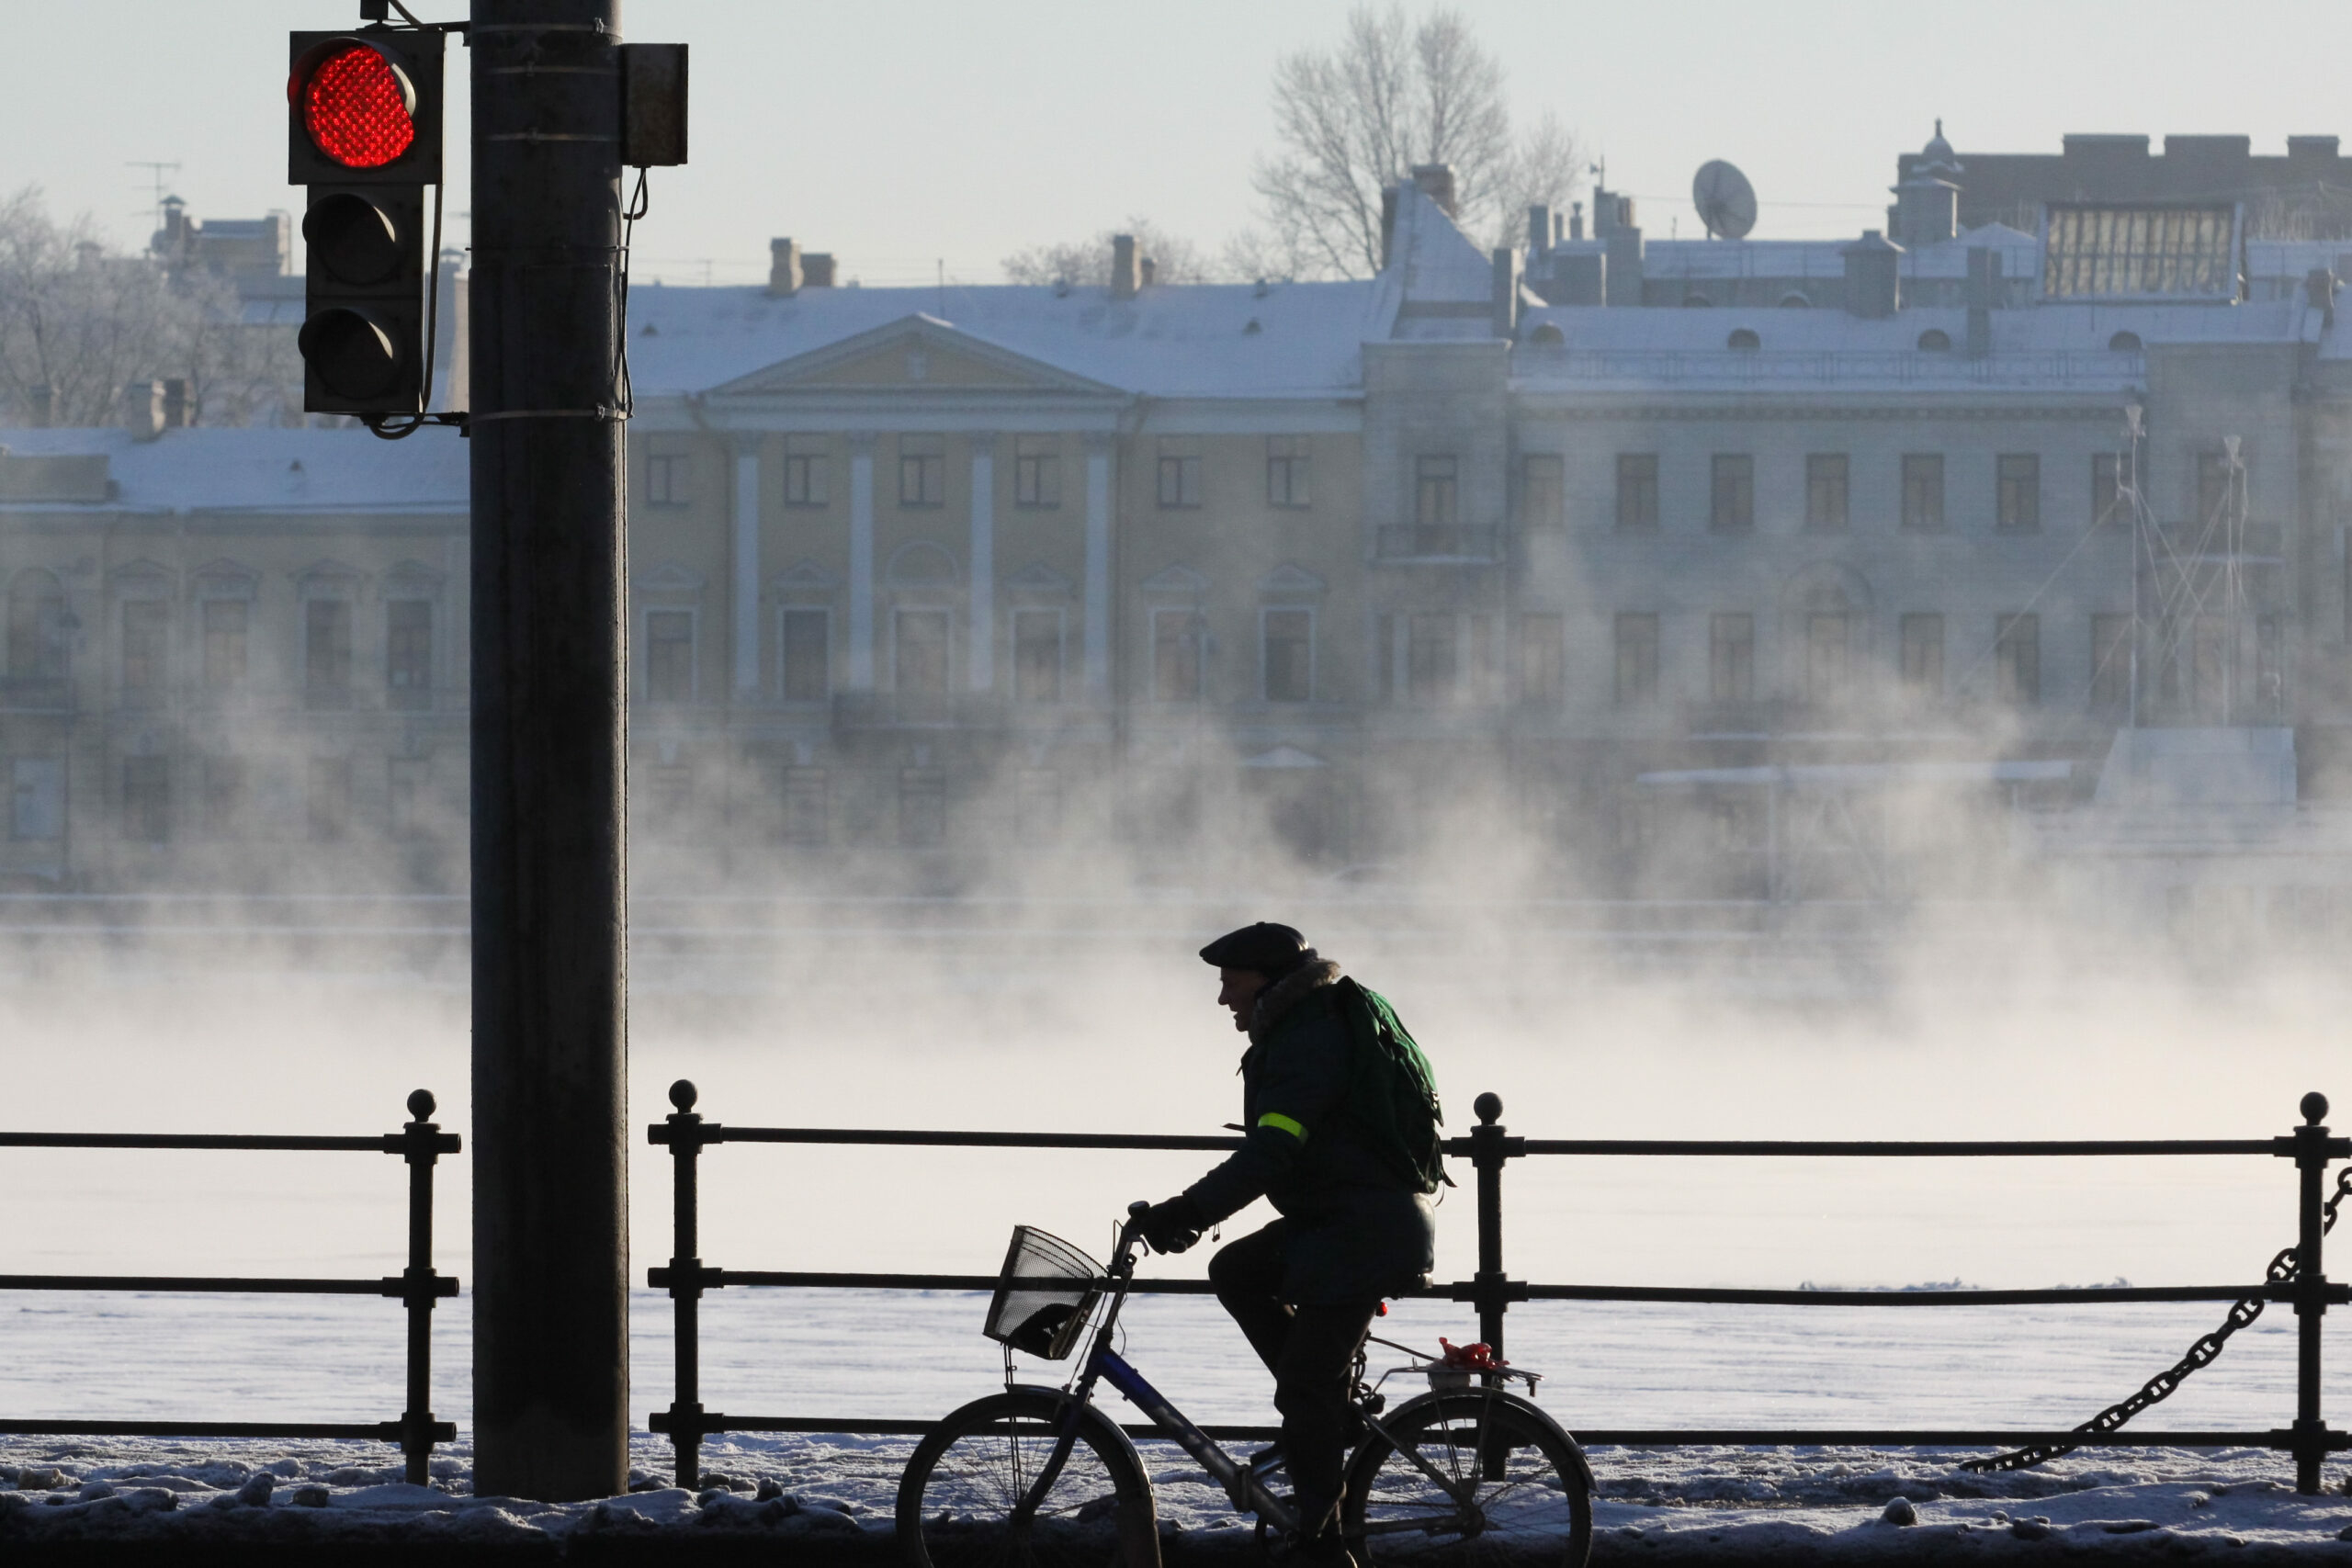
[1138,921,1441,1567]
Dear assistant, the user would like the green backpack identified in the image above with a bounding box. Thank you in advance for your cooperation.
[1331,977,1449,1195]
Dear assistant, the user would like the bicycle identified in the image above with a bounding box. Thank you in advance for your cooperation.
[897,1201,1595,1568]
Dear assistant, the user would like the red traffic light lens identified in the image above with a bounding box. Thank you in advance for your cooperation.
[298,43,415,169]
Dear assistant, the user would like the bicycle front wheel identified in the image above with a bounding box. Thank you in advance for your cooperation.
[897,1388,1155,1568]
[1343,1392,1593,1568]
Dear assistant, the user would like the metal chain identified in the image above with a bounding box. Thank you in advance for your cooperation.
[1962,1165,2352,1473]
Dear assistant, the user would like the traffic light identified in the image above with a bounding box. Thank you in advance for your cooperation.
[288,28,445,415]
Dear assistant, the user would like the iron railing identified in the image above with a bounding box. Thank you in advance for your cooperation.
[648,1081,2350,1494]
[0,1089,460,1483]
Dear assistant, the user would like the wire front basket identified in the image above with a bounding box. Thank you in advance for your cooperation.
[982,1226,1105,1360]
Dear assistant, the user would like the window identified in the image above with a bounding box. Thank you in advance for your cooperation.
[120,601,166,709]
[1414,456,1458,525]
[11,758,61,841]
[899,767,945,847]
[1805,615,1849,705]
[202,755,245,838]
[784,437,830,507]
[2196,450,2234,524]
[1016,769,1061,844]
[2190,616,2227,717]
[894,608,950,697]
[1408,613,1456,704]
[304,598,352,709]
[1151,610,1202,703]
[387,599,431,710]
[1267,436,1311,508]
[1900,614,1945,697]
[388,757,430,840]
[1157,447,1202,508]
[1014,436,1062,509]
[1515,614,1564,704]
[1710,455,1754,532]
[1709,614,1754,702]
[780,608,831,702]
[1997,454,2041,531]
[202,599,248,689]
[1996,613,2041,705]
[646,453,690,506]
[2093,453,2125,528]
[645,610,695,704]
[1467,614,1502,704]
[1806,455,1849,531]
[6,571,67,682]
[308,756,352,842]
[1013,610,1063,703]
[2090,614,2132,709]
[1901,455,1944,530]
[897,435,944,507]
[1615,455,1658,529]
[123,756,168,843]
[1262,609,1313,702]
[2258,615,2285,717]
[1520,454,1564,530]
[781,768,828,844]
[1614,614,1658,705]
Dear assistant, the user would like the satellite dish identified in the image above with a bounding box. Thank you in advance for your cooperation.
[1692,160,1758,241]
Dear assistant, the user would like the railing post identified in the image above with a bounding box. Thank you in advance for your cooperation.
[662,1079,709,1488]
[398,1089,446,1488]
[2292,1090,2333,1495]
[1469,1092,1520,1361]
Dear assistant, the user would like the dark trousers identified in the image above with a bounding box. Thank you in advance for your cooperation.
[1208,1221,1377,1540]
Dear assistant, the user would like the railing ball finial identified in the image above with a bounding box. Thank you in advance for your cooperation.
[670,1079,699,1113]
[406,1089,436,1122]
[2302,1090,2329,1126]
[1475,1091,1503,1125]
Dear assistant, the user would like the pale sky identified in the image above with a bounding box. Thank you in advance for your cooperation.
[8,1,2350,287]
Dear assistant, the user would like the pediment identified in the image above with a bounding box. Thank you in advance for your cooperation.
[714,314,1125,399]
[637,559,706,594]
[383,558,447,590]
[771,558,841,592]
[1138,564,1210,597]
[1002,561,1071,594]
[193,558,259,597]
[1242,744,1327,771]
[297,558,364,589]
[1257,562,1327,598]
[107,558,174,592]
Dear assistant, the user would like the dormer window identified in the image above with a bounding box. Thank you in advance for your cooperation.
[2109,331,2143,352]
[1726,328,1760,351]
[1917,329,1952,352]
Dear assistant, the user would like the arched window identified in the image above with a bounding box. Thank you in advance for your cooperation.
[1527,321,1565,346]
[1779,291,1813,309]
[1682,292,1714,308]
[6,570,67,682]
[2109,331,2143,352]
[1726,328,1761,351]
[1917,329,1952,352]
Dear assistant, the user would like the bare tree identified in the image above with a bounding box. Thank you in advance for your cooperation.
[1001,218,1218,288]
[1252,5,1581,278]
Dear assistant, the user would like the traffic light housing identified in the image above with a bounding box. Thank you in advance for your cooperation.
[288,28,445,414]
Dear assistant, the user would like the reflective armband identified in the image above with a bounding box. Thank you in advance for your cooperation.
[1257,1111,1307,1142]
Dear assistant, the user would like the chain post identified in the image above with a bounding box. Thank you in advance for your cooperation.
[662,1079,710,1488]
[2292,1090,2333,1495]
[398,1089,446,1487]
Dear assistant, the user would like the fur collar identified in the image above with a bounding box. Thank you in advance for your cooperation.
[1249,958,1343,1045]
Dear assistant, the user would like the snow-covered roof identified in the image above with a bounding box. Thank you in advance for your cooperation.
[0,427,468,514]
[1379,181,1498,341]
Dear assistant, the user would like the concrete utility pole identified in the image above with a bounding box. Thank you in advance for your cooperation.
[469,0,630,1501]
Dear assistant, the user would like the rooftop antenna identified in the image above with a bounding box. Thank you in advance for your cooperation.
[126,161,181,241]
[1692,160,1758,241]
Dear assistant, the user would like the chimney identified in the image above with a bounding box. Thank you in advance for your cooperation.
[1139,255,1157,288]
[1111,234,1140,299]
[1527,204,1553,259]
[801,253,836,288]
[28,385,51,429]
[1492,247,1521,338]
[2307,266,2338,326]
[162,378,190,429]
[124,380,165,441]
[1965,246,2002,355]
[1569,201,1585,241]
[768,238,803,296]
[1380,187,1399,269]
[1841,231,1903,319]
[1410,164,1457,217]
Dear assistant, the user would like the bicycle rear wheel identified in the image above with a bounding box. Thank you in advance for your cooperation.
[897,1389,1155,1568]
[1342,1392,1592,1568]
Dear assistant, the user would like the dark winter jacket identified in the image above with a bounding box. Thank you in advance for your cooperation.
[1182,960,1437,1305]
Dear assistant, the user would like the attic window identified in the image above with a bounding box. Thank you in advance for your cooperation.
[2109,330,2143,352]
[1780,291,1812,308]
[1683,292,1714,308]
[1726,328,1760,351]
[1527,322,1565,346]
[1917,329,1952,352]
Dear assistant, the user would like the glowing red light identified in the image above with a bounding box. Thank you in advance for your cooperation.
[300,44,415,170]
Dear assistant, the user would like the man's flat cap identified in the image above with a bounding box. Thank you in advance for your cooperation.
[1199,921,1315,976]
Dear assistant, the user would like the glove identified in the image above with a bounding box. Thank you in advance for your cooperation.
[1138,1195,1205,1255]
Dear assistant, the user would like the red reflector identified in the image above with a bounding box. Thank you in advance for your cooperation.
[300,45,414,169]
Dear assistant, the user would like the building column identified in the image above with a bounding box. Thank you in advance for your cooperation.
[968,433,995,692]
[731,435,762,698]
[1084,434,1113,698]
[848,433,876,690]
